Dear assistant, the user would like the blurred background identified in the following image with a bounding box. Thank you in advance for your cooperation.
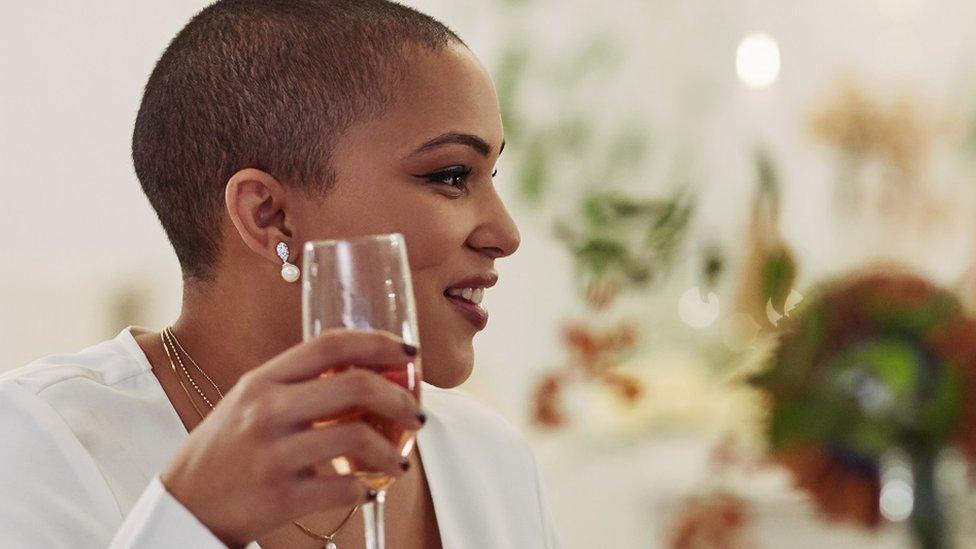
[5,0,976,547]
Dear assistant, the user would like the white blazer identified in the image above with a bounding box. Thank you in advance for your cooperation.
[0,328,559,549]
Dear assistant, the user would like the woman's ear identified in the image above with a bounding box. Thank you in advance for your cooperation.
[224,168,295,263]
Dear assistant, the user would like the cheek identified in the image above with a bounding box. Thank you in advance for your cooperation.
[302,184,468,267]
[301,186,471,309]
[405,211,465,324]
[401,207,476,386]
[401,204,469,330]
[399,205,469,272]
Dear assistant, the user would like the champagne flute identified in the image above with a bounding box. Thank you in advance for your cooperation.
[302,233,421,549]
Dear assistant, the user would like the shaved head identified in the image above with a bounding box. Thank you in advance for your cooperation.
[132,0,463,281]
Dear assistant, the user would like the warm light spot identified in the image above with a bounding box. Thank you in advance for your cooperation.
[879,479,914,522]
[679,287,721,329]
[736,33,781,89]
[766,290,804,325]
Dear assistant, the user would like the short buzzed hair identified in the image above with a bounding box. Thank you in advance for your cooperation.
[132,0,462,282]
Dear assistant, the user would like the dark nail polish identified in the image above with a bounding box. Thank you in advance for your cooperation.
[416,411,427,425]
[402,343,418,357]
[400,457,411,471]
[367,489,379,501]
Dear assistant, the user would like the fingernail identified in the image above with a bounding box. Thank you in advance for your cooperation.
[416,410,427,425]
[402,343,418,357]
[367,489,379,501]
[400,457,411,471]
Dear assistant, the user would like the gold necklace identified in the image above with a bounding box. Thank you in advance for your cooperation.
[160,327,359,549]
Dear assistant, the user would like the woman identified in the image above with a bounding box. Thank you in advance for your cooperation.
[0,1,558,547]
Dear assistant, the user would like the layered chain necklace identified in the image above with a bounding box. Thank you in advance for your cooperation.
[160,326,359,549]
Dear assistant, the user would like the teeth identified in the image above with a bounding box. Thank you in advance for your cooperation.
[446,287,486,305]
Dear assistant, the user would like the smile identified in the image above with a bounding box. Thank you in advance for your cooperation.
[444,290,488,330]
[443,272,497,331]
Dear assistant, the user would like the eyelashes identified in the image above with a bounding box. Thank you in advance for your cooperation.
[417,166,499,190]
[425,166,471,188]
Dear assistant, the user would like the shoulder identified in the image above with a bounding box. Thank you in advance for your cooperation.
[0,330,147,400]
[0,329,150,449]
[0,335,134,463]
[0,336,144,544]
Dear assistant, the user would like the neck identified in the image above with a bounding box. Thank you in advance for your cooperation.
[168,272,303,392]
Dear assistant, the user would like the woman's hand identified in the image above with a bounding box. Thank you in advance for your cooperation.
[158,329,424,546]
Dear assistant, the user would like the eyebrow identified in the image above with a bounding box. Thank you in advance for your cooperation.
[407,132,505,158]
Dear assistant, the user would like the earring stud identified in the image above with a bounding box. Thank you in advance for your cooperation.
[276,242,300,283]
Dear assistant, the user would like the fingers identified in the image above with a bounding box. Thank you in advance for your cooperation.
[275,422,409,477]
[250,329,417,383]
[276,368,423,429]
[287,475,374,512]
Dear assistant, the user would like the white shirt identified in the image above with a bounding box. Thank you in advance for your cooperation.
[0,328,559,549]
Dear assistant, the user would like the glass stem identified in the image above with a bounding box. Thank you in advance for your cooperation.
[910,450,945,549]
[363,489,386,549]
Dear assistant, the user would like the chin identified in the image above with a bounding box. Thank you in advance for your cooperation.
[420,344,474,389]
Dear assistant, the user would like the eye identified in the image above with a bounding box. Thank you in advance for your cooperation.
[420,166,472,189]
[492,168,498,178]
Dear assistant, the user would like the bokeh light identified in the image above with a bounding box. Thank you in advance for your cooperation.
[736,33,781,88]
[678,287,721,329]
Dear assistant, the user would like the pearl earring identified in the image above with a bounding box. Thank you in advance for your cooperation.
[276,242,300,283]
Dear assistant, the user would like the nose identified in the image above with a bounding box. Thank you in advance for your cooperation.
[466,185,521,259]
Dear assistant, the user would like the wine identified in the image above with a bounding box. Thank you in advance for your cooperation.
[302,234,420,549]
[315,359,421,489]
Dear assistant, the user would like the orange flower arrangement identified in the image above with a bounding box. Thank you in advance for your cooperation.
[530,320,644,429]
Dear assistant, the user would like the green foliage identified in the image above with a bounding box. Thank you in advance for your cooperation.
[756,279,967,462]
[862,294,959,338]
[495,45,530,143]
[574,238,627,277]
[518,137,549,203]
[644,196,694,264]
[763,246,798,316]
[756,148,781,211]
[917,366,962,448]
[555,115,591,155]
[572,33,620,76]
[591,124,651,182]
[557,192,694,289]
[769,394,844,447]
[493,3,693,298]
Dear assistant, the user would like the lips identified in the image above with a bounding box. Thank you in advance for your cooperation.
[443,271,497,331]
[445,295,489,330]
